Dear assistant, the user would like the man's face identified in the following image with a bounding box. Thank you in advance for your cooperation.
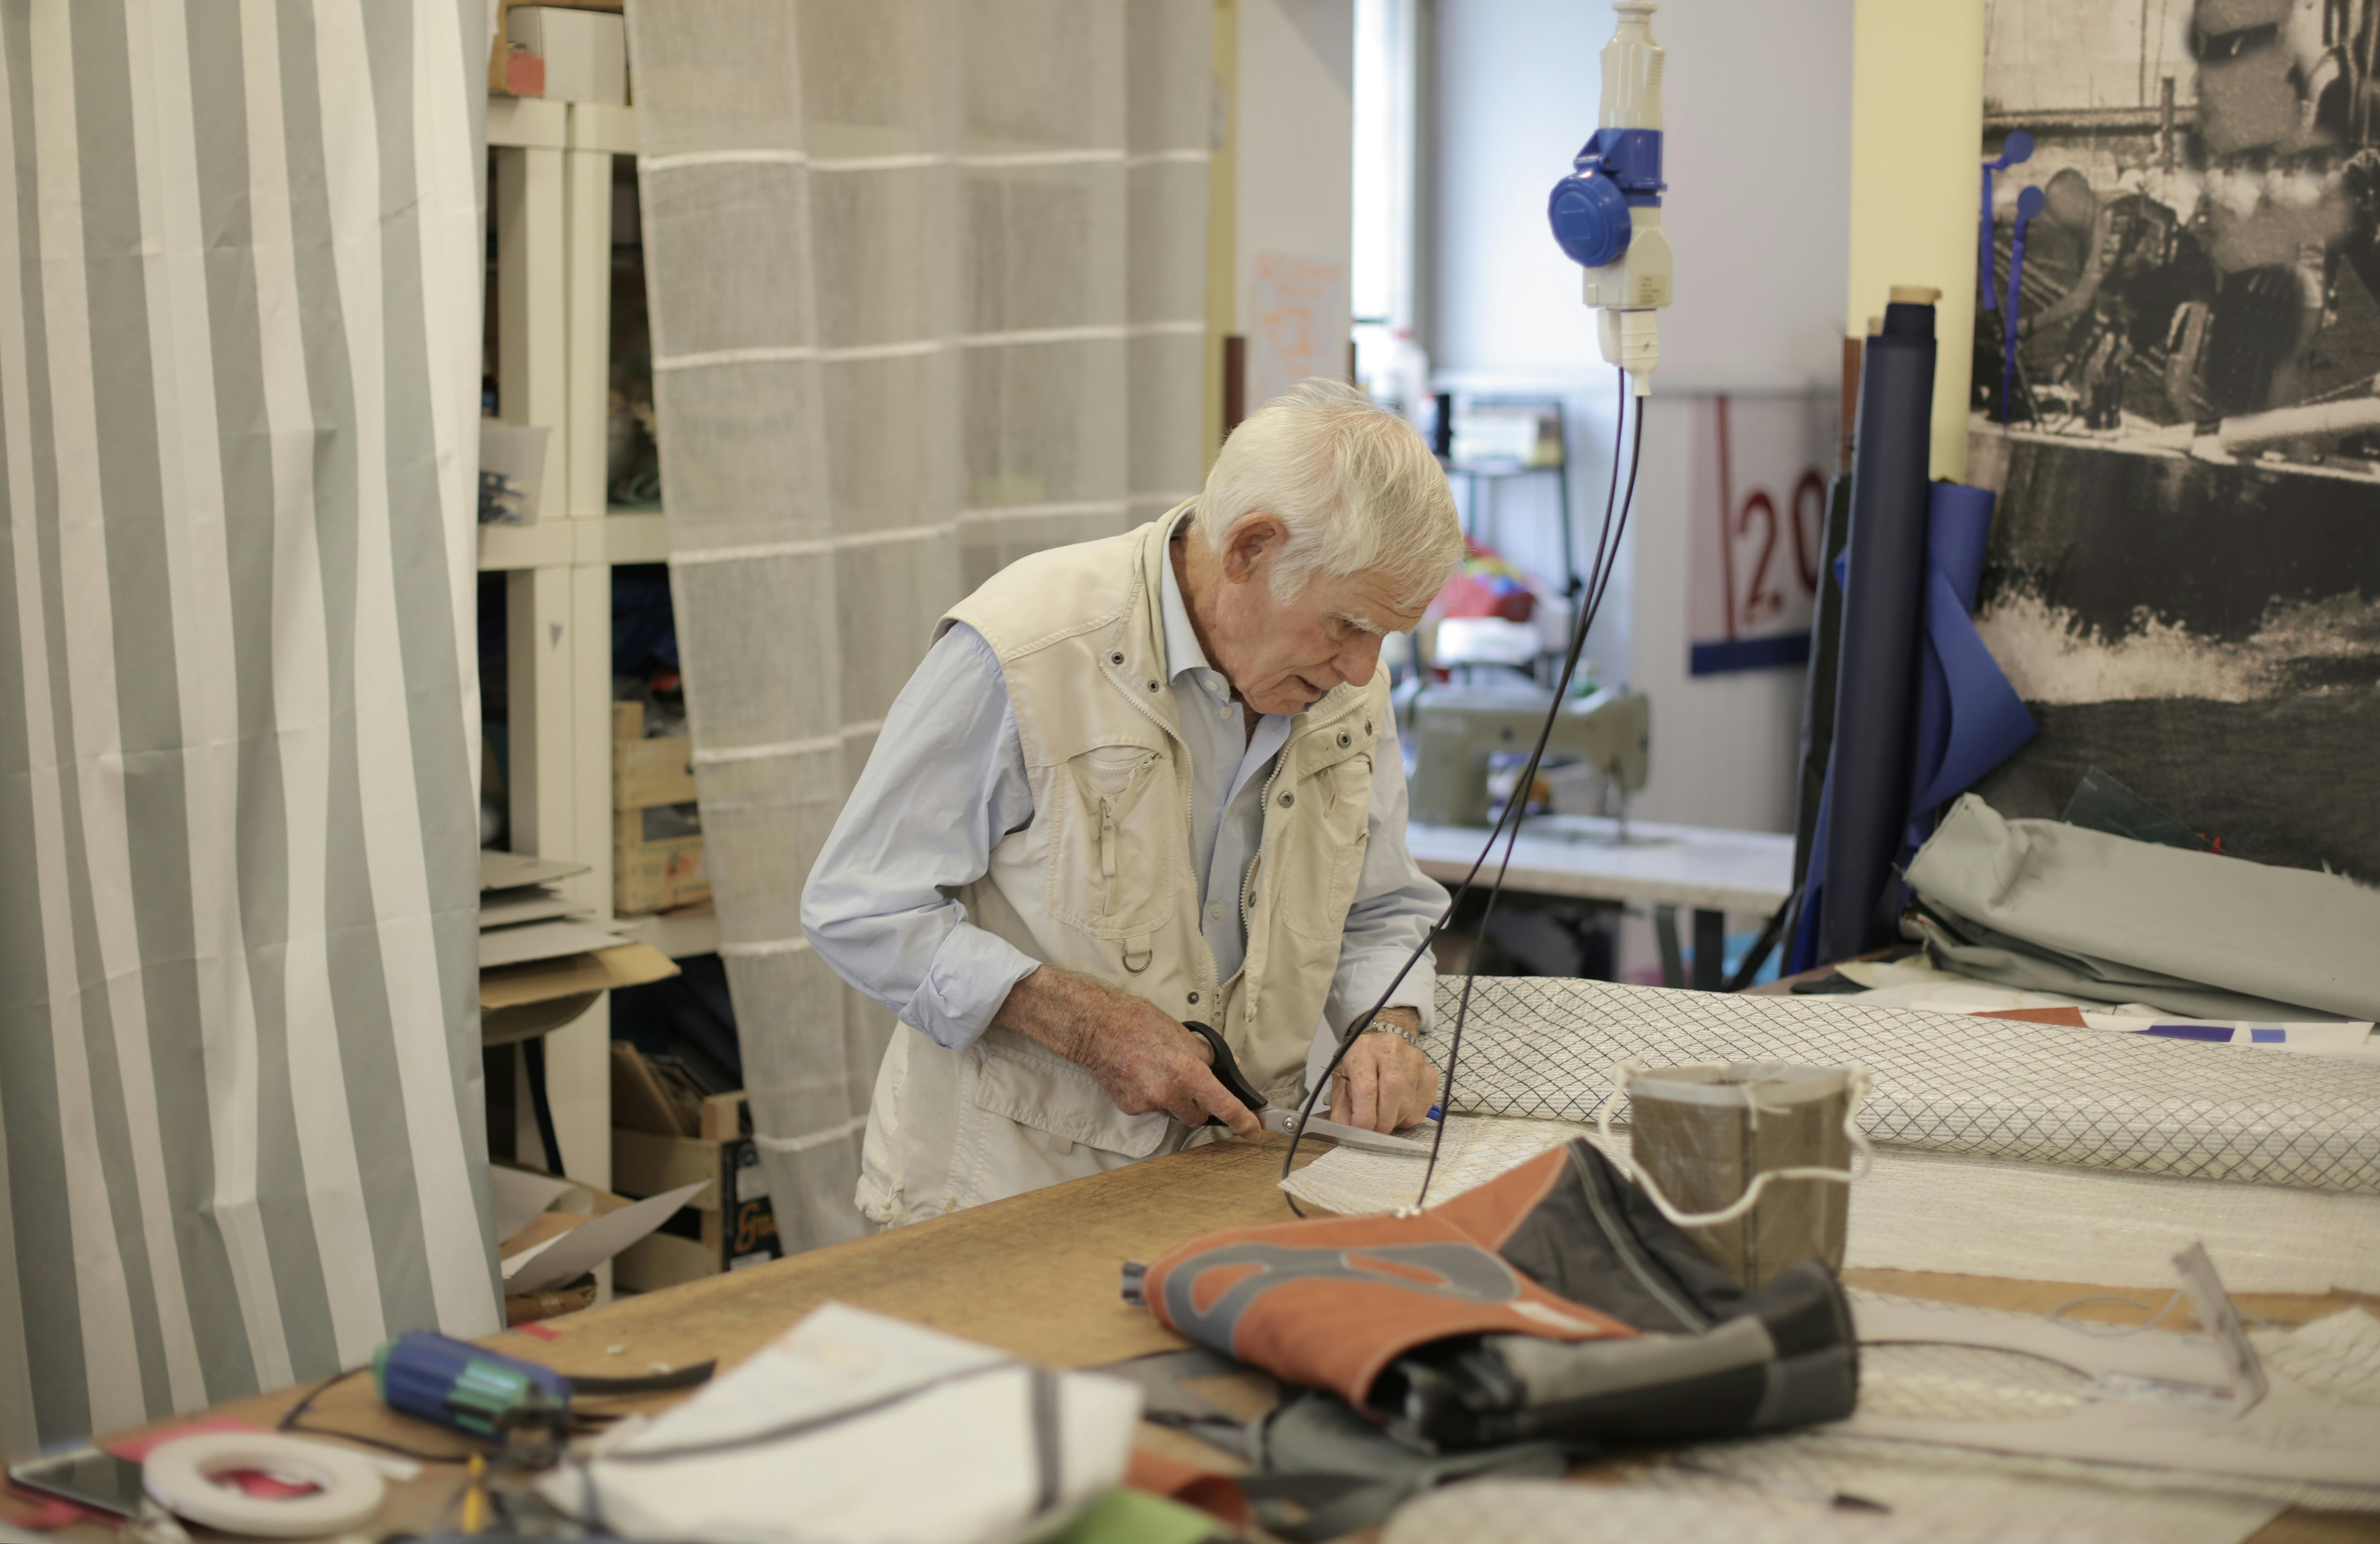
[1203,515,1431,717]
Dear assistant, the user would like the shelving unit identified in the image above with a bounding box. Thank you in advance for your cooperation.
[483,96,671,1193]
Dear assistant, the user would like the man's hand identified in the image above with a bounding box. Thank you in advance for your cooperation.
[1328,1008,1439,1132]
[992,968,1262,1138]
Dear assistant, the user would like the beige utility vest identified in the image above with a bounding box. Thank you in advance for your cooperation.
[855,511,1392,1223]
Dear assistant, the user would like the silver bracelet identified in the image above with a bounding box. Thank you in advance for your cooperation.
[1358,1013,1423,1048]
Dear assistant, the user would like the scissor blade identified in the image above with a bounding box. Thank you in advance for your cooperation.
[1261,1107,1432,1155]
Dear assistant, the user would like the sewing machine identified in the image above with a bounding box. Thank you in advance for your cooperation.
[1405,683,1650,830]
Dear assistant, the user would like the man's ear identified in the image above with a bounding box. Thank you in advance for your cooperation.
[1221,512,1287,584]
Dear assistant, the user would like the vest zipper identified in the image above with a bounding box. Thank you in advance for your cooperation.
[1241,749,1286,936]
[1236,728,1307,1019]
[1098,796,1117,913]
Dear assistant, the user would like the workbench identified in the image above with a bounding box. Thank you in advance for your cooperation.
[19,1137,2371,1543]
[1403,815,1796,990]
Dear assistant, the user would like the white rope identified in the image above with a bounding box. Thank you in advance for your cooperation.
[1595,1059,1876,1229]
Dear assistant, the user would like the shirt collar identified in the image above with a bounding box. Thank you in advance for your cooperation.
[1159,509,1219,687]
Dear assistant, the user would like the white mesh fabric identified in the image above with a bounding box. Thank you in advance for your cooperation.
[1284,1116,2380,1293]
[1434,978,2380,1195]
[624,0,1210,1250]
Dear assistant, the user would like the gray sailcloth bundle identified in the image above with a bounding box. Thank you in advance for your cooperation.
[1433,976,2380,1197]
[1905,794,2380,1022]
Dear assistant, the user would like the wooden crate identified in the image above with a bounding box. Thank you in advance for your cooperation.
[612,1091,781,1290]
[613,701,708,916]
[613,701,698,809]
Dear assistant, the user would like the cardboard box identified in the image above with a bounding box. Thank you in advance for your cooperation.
[613,702,706,915]
[614,702,697,809]
[479,421,551,525]
[487,0,622,98]
[615,805,708,915]
[481,938,678,1044]
[611,1091,781,1291]
[506,5,627,105]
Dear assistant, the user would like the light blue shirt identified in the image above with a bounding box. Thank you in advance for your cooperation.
[802,524,1445,1056]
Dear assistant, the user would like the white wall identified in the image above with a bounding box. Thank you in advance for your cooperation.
[1239,0,1355,398]
[1427,0,1854,834]
[1430,0,1853,391]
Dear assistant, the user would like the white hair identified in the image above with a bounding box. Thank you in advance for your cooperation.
[1195,378,1463,616]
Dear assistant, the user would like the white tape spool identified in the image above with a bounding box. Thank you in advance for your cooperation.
[142,1432,387,1538]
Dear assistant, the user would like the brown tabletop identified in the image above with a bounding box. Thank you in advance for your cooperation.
[11,1135,2372,1543]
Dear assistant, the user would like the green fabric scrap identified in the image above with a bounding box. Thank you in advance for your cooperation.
[1042,1486,1228,1544]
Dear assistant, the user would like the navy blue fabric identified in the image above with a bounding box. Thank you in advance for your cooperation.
[1788,481,2036,974]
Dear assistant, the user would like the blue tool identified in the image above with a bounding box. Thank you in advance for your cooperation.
[1979,129,2034,313]
[376,1332,574,1448]
[371,1331,717,1463]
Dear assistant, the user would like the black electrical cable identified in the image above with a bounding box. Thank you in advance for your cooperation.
[279,1366,487,1463]
[1422,402,1644,1208]
[1282,368,1646,1212]
[276,1358,717,1463]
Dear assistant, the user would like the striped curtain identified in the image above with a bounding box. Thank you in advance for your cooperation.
[0,0,497,1449]
[623,1,1211,1250]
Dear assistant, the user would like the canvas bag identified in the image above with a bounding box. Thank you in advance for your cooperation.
[1126,1139,1858,1451]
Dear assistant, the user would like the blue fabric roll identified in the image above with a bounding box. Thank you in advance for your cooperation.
[1810,302,1937,966]
[1904,484,2037,852]
[1787,477,2040,975]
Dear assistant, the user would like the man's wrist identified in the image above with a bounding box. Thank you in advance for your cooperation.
[994,967,1097,1065]
[1359,1006,1423,1046]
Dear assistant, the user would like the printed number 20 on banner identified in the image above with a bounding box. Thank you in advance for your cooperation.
[1686,394,1832,676]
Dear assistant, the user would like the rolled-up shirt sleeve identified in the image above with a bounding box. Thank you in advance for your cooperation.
[800,624,1039,1052]
[1324,711,1447,1036]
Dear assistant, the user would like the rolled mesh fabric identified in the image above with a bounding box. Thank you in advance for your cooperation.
[1433,978,2380,1196]
[625,0,1211,1249]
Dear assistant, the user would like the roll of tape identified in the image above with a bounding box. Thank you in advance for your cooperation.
[142,1432,387,1538]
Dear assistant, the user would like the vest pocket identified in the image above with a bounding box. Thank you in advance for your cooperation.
[974,1032,1174,1159]
[1280,754,1374,942]
[1047,744,1177,939]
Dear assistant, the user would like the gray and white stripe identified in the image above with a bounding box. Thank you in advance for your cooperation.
[0,0,496,1451]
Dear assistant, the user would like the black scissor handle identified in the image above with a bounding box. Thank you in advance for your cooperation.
[1182,1021,1267,1124]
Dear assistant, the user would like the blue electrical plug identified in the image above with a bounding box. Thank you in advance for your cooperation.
[1548,128,1665,270]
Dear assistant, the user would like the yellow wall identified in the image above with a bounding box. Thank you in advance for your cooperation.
[1844,0,1984,480]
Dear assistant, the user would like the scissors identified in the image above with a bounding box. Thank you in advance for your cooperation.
[1181,1021,1433,1155]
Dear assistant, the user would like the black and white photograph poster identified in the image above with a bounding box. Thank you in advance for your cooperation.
[1967,0,2380,880]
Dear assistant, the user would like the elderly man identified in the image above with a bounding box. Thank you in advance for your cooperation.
[804,380,1464,1225]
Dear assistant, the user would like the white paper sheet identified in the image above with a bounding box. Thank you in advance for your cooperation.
[488,1166,584,1241]
[479,849,591,892]
[479,886,587,930]
[504,1180,709,1294]
[478,918,630,969]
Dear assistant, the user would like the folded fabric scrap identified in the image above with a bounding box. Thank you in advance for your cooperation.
[539,1301,1139,1544]
[1123,1138,1857,1454]
[1907,794,2380,1022]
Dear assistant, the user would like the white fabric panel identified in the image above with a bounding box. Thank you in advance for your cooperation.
[624,0,1211,1249]
[0,0,496,1446]
[1287,1117,2380,1295]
